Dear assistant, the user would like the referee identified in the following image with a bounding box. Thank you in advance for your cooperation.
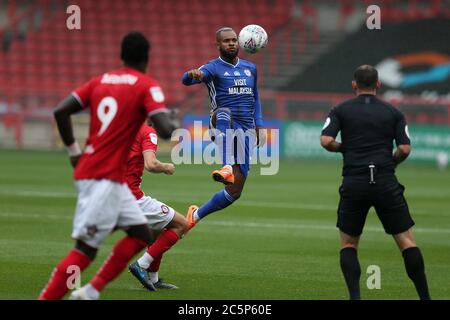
[320,65,430,300]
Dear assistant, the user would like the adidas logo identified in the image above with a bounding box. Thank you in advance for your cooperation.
[224,72,230,76]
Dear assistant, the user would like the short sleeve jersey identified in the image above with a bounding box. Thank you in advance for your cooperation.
[321,94,410,176]
[72,68,166,182]
[184,57,262,128]
[125,124,158,200]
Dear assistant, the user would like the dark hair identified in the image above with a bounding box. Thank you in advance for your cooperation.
[120,31,150,65]
[216,27,235,41]
[353,65,378,89]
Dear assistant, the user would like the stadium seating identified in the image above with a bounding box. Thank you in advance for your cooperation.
[1,0,448,127]
[0,0,293,110]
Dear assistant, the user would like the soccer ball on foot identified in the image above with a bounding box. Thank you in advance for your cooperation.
[238,24,268,54]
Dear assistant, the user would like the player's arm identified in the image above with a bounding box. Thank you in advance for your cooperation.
[143,151,175,175]
[144,84,178,139]
[320,136,342,152]
[181,65,213,86]
[53,94,84,167]
[393,112,411,165]
[182,69,204,85]
[393,145,411,165]
[320,108,342,153]
[149,112,177,140]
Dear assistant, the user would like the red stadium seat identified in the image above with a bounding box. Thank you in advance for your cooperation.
[0,0,293,110]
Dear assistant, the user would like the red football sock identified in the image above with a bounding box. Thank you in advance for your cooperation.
[90,236,146,292]
[38,249,92,300]
[148,255,162,272]
[147,229,180,259]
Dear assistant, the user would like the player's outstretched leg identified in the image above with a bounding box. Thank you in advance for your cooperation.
[188,189,236,229]
[189,165,246,229]
[211,108,234,185]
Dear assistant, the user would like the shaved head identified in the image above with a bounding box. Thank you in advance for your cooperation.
[216,27,235,42]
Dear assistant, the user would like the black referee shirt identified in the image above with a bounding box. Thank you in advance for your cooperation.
[321,94,411,176]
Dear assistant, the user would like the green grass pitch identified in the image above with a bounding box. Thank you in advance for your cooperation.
[0,149,449,300]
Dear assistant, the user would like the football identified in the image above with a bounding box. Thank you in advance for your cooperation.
[238,24,268,54]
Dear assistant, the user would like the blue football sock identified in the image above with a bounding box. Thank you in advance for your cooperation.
[196,189,236,220]
[215,109,233,166]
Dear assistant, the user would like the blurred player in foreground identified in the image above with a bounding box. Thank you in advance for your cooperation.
[320,65,430,300]
[181,27,265,228]
[126,123,189,291]
[39,32,176,300]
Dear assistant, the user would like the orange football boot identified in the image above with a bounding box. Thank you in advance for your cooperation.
[186,205,199,230]
[212,165,234,185]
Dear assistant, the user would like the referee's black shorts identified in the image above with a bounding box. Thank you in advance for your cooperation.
[336,174,415,236]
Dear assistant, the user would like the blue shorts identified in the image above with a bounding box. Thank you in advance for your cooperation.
[210,118,256,177]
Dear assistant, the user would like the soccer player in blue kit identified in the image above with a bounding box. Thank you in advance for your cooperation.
[181,27,265,229]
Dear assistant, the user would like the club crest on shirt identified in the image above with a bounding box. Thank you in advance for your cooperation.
[149,87,165,103]
[86,225,98,238]
[161,205,169,214]
[149,133,158,145]
[244,69,252,77]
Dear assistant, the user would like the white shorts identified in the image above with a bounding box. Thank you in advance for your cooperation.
[137,195,175,231]
[72,179,148,248]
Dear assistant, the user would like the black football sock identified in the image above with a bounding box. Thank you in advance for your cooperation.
[402,247,431,300]
[340,247,361,300]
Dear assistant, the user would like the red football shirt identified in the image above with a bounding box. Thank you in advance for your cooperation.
[126,124,158,199]
[72,68,167,183]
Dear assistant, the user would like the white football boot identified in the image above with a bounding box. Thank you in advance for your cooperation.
[69,285,99,300]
